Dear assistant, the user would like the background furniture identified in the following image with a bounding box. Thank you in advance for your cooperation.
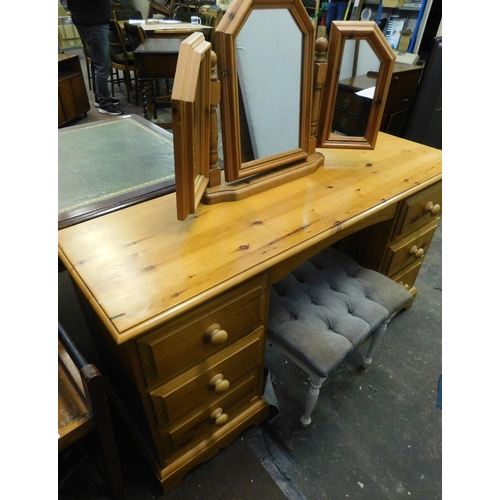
[58,132,442,493]
[380,61,424,137]
[109,19,138,105]
[58,322,125,500]
[404,36,442,149]
[113,9,144,20]
[58,53,90,128]
[133,38,183,127]
[332,62,424,139]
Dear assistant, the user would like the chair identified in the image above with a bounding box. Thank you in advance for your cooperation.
[267,247,412,427]
[123,21,146,50]
[113,9,144,21]
[109,19,138,105]
[147,0,177,18]
[80,37,93,91]
[58,322,125,500]
[200,12,215,45]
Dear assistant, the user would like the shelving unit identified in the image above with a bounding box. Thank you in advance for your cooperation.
[362,0,433,55]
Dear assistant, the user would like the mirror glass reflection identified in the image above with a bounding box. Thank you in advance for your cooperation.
[236,9,302,162]
[331,39,380,138]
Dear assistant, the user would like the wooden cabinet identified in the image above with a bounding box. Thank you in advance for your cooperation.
[336,179,441,301]
[332,76,373,137]
[331,63,424,138]
[380,62,423,137]
[58,53,90,128]
[76,273,269,493]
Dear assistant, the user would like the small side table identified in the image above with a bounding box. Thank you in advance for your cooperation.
[58,53,90,127]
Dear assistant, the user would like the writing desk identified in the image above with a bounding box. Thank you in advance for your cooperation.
[58,133,442,492]
[58,115,176,229]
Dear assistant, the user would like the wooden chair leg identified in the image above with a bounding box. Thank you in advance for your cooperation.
[301,372,326,428]
[81,365,126,500]
[362,321,389,368]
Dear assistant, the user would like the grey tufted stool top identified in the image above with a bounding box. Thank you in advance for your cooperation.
[267,247,412,426]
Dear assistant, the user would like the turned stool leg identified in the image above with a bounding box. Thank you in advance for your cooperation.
[301,373,327,427]
[362,320,389,368]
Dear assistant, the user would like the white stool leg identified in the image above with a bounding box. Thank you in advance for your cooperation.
[362,320,389,368]
[301,373,326,427]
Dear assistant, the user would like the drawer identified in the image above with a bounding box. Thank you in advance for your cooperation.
[390,259,422,291]
[392,181,442,242]
[162,370,259,451]
[384,68,423,114]
[150,327,264,428]
[332,109,369,136]
[386,221,438,277]
[336,86,372,115]
[137,275,267,386]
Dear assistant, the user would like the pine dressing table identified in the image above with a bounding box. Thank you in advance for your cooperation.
[58,132,442,492]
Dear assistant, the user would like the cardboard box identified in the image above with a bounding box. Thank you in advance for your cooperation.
[382,0,405,7]
[397,28,413,52]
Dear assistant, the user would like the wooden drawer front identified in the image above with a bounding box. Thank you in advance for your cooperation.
[137,275,267,386]
[386,221,438,277]
[393,181,442,242]
[150,327,264,428]
[384,69,422,114]
[390,260,422,291]
[164,371,259,451]
[332,109,368,137]
[336,86,371,115]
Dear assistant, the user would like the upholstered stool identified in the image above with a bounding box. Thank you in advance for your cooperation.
[267,247,412,427]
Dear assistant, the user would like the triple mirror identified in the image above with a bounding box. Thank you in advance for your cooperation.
[317,21,395,149]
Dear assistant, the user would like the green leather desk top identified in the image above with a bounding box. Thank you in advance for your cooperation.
[58,115,175,228]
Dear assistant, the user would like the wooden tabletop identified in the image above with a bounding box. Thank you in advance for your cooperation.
[58,133,442,344]
[119,20,211,32]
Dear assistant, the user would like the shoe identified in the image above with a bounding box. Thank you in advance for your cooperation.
[99,104,124,116]
[94,97,121,107]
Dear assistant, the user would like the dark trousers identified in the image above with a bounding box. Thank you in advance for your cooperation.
[76,23,113,106]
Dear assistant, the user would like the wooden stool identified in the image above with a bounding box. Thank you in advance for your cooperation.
[267,247,412,427]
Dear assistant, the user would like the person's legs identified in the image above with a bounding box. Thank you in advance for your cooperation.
[335,0,349,21]
[325,2,336,39]
[77,23,122,114]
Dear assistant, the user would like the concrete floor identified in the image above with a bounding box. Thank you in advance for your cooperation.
[58,50,442,499]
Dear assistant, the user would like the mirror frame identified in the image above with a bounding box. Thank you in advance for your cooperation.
[317,21,395,150]
[215,0,316,182]
[172,32,211,221]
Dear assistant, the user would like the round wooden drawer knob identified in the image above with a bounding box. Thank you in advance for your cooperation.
[409,245,425,259]
[210,374,230,394]
[398,281,411,290]
[424,202,441,216]
[205,324,228,346]
[211,408,228,426]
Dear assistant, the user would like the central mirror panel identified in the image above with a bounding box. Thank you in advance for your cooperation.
[215,0,315,182]
[237,9,301,161]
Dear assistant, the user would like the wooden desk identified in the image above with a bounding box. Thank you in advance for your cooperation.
[134,38,183,127]
[120,20,209,39]
[58,133,442,492]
